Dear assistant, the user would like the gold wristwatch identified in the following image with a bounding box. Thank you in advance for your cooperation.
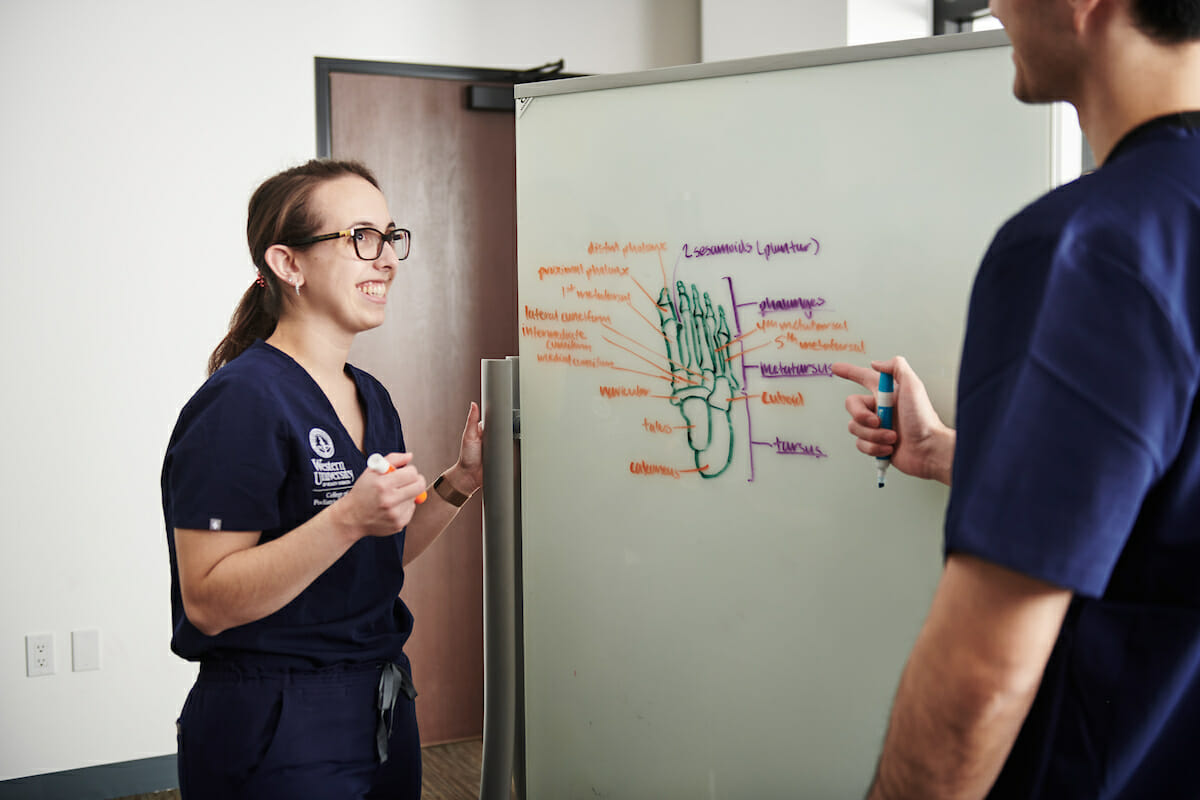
[432,474,473,507]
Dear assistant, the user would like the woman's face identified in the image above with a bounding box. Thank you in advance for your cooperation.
[292,175,401,337]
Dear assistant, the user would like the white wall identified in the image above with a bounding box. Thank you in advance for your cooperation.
[701,0,929,62]
[0,0,700,780]
[848,0,930,45]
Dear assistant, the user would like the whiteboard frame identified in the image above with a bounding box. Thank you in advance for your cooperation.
[516,30,1010,99]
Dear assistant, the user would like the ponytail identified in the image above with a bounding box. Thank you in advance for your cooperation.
[207,159,381,375]
[207,276,282,375]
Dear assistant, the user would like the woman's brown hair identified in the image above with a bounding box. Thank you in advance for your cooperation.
[207,159,382,375]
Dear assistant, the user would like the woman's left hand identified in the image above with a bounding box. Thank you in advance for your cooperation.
[455,401,484,492]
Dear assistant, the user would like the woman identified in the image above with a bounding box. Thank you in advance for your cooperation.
[161,159,482,799]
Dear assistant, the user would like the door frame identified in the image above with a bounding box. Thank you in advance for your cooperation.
[314,56,581,157]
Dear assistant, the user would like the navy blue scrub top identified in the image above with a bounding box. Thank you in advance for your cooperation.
[947,114,1200,797]
[162,340,413,668]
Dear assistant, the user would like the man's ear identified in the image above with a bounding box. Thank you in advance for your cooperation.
[1067,0,1110,36]
[264,244,304,291]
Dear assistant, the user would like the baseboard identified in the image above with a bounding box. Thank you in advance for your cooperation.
[0,755,177,800]
[0,739,474,798]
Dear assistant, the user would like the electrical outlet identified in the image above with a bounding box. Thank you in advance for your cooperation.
[25,633,54,677]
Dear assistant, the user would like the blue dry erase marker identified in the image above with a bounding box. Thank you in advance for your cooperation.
[876,372,895,488]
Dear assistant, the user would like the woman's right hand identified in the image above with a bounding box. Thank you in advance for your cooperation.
[333,453,426,539]
[175,452,424,636]
[831,356,956,486]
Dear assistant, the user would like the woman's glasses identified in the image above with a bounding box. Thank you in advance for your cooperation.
[287,227,411,261]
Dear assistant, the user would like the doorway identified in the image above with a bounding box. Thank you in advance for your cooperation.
[317,57,561,748]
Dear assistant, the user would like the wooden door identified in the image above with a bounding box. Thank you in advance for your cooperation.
[330,69,517,745]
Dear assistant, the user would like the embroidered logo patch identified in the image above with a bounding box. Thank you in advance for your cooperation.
[308,428,335,458]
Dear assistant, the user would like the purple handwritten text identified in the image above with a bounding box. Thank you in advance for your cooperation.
[682,237,820,262]
[758,238,820,260]
[773,438,828,458]
[758,296,826,319]
[758,362,834,378]
[683,240,754,258]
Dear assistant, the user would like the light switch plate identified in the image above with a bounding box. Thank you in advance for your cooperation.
[72,629,101,672]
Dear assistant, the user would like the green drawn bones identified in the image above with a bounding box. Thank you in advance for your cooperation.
[656,281,740,478]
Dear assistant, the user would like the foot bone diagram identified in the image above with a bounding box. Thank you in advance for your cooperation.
[656,281,740,478]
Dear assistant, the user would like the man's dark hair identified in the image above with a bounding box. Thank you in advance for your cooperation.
[1132,0,1200,43]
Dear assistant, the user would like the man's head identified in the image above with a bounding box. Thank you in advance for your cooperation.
[990,0,1200,105]
[988,0,1081,105]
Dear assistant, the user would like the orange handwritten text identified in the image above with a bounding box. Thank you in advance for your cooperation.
[774,334,866,353]
[567,288,632,303]
[642,418,673,434]
[629,460,681,479]
[538,264,584,281]
[588,241,620,254]
[536,353,616,368]
[524,305,613,326]
[562,310,612,324]
[586,264,629,280]
[761,390,805,407]
[623,241,668,257]
[600,385,651,399]
[525,305,559,321]
[520,325,590,351]
[757,317,849,333]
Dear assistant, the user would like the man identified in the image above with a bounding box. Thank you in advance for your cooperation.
[833,1,1200,797]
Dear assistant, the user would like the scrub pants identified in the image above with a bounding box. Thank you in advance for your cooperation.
[176,658,420,800]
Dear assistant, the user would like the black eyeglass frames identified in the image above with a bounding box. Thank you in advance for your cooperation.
[286,227,411,261]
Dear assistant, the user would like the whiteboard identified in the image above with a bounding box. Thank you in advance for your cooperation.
[515,31,1077,799]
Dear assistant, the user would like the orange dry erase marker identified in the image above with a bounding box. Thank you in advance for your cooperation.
[367,453,427,504]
